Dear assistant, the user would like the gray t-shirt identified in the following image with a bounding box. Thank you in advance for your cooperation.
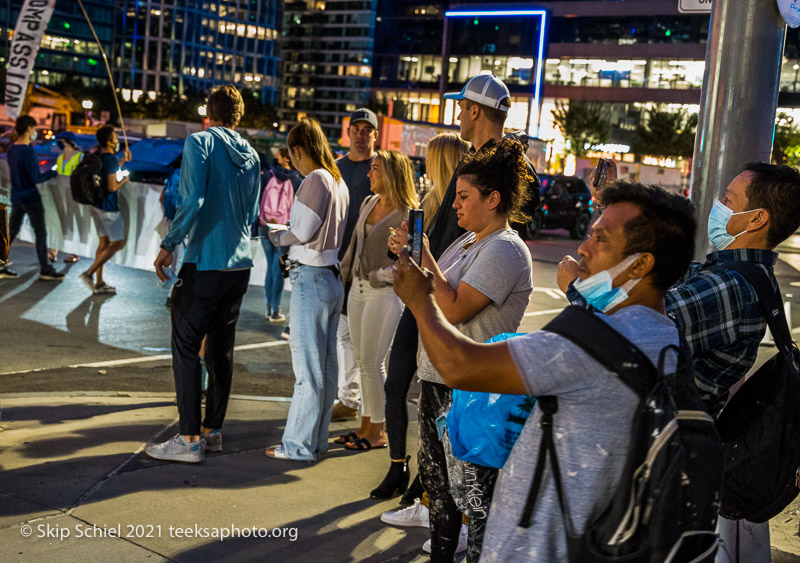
[417,228,533,385]
[336,154,374,260]
[479,306,679,563]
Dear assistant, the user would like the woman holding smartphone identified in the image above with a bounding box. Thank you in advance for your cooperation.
[388,138,534,562]
[371,133,468,500]
[336,150,418,454]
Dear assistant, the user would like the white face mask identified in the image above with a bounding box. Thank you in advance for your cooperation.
[114,142,120,152]
[30,131,38,141]
[573,253,642,313]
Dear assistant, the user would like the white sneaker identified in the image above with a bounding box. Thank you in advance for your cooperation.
[422,523,468,554]
[381,498,430,528]
[144,434,205,463]
[79,272,95,291]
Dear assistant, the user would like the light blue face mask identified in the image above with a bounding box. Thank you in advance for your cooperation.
[707,200,760,250]
[573,253,642,313]
[31,132,38,141]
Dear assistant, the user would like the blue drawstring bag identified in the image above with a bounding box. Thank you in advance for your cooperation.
[446,332,536,469]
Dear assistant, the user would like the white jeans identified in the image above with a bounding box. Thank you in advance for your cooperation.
[347,277,404,423]
[336,312,360,409]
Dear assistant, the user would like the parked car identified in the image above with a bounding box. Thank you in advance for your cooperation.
[522,174,595,240]
[119,137,184,184]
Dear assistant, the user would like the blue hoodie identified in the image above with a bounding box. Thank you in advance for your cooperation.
[162,127,260,270]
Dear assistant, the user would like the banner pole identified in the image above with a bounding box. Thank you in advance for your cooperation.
[75,0,128,149]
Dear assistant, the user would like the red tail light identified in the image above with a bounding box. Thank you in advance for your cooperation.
[39,160,48,166]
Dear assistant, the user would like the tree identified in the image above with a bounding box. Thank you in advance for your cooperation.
[632,105,697,159]
[551,99,610,157]
[772,113,800,166]
[239,87,279,130]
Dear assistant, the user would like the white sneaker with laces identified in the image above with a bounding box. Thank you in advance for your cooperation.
[380,498,430,528]
[144,434,205,463]
[422,523,468,554]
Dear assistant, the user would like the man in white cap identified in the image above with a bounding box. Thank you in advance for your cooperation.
[331,108,380,421]
[427,74,526,256]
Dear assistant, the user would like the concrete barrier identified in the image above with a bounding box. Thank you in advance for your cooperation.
[0,160,269,285]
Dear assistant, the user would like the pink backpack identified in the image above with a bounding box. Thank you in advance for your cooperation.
[259,173,294,226]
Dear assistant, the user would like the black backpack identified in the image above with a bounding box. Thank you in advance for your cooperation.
[69,152,107,205]
[519,306,723,562]
[716,261,800,522]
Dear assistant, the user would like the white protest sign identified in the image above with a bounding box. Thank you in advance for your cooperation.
[778,0,800,28]
[5,0,57,120]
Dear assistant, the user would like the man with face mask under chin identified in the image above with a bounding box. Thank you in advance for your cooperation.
[559,161,800,563]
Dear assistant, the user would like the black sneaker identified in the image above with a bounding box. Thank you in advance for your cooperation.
[38,268,65,281]
[280,326,290,340]
[0,267,19,279]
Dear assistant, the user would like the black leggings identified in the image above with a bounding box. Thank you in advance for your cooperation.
[418,380,498,563]
[384,308,419,459]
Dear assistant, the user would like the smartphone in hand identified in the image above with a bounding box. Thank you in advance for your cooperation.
[593,158,610,189]
[407,208,424,264]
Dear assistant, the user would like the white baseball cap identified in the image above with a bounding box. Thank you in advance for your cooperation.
[444,74,511,112]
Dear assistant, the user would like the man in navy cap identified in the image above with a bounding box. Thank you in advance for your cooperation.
[331,107,380,421]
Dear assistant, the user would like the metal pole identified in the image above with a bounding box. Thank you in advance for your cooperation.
[689,0,786,259]
[438,15,449,125]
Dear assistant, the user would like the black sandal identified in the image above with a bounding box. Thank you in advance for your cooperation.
[334,431,358,444]
[344,437,387,451]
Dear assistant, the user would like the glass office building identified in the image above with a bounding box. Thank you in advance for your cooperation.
[279,0,377,139]
[115,0,281,104]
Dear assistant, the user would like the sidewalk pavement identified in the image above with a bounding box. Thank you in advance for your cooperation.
[0,393,433,562]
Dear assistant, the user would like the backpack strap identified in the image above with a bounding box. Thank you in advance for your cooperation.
[517,306,662,533]
[518,396,575,534]
[722,260,794,357]
[543,306,659,398]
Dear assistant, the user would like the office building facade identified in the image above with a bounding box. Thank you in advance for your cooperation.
[279,0,377,139]
[115,0,281,105]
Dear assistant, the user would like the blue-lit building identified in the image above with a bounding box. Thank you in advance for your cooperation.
[1,0,115,88]
[372,1,800,146]
[115,0,281,104]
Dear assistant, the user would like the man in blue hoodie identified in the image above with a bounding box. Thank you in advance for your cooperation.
[147,85,261,463]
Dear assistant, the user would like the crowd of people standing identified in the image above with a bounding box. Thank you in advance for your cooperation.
[4,74,800,562]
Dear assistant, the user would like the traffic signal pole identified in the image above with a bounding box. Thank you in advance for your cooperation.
[690,0,786,258]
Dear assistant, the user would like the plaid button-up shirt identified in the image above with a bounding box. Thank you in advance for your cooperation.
[567,248,778,413]
[665,248,777,411]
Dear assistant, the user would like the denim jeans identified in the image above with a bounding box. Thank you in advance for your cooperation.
[281,265,344,461]
[8,198,49,272]
[259,225,285,314]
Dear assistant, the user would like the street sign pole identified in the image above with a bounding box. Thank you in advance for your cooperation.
[689,0,786,258]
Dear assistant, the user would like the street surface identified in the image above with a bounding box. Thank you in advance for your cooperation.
[1,226,799,560]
